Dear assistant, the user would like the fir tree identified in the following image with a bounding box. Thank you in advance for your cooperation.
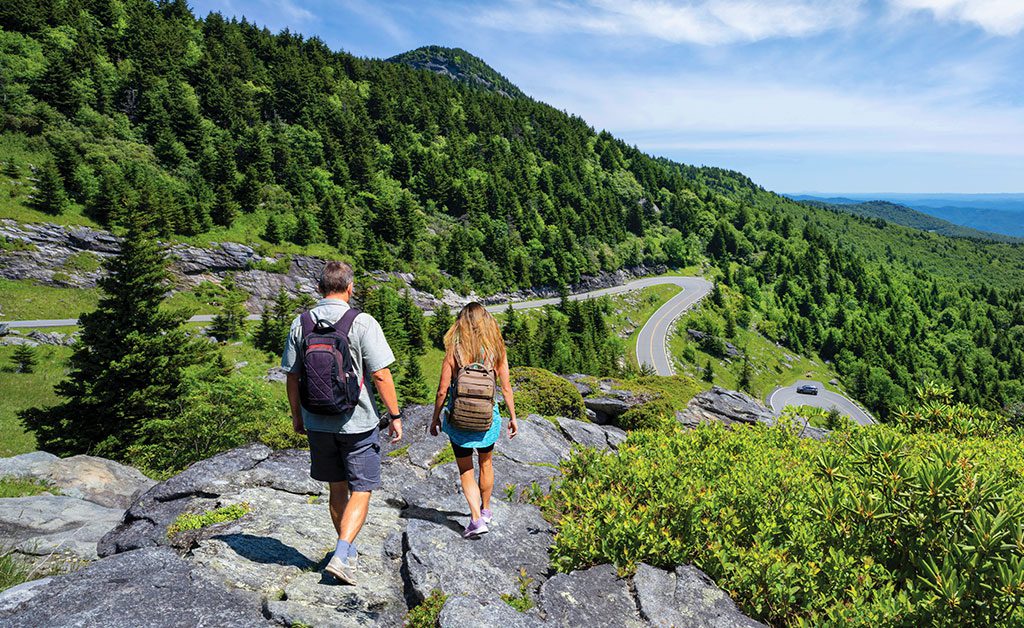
[35,161,69,215]
[11,344,37,373]
[703,359,715,383]
[208,278,251,342]
[398,290,425,355]
[254,288,296,355]
[737,351,753,393]
[262,214,283,244]
[429,303,454,351]
[21,211,216,459]
[396,352,431,405]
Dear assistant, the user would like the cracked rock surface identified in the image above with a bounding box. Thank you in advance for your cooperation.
[0,403,763,627]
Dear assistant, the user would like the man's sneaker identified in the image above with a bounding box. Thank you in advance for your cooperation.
[463,518,489,539]
[325,553,358,585]
[481,508,493,525]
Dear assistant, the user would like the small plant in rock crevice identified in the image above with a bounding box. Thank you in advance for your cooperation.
[404,589,448,628]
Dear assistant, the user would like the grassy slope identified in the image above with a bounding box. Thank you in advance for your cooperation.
[0,279,100,320]
[669,302,842,401]
[0,343,70,456]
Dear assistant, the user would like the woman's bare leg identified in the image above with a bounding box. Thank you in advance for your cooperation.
[478,450,494,510]
[456,454,482,521]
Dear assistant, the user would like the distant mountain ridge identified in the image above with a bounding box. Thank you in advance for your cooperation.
[790,196,1023,242]
[388,45,525,99]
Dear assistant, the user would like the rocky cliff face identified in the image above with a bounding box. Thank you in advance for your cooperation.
[0,405,763,627]
[0,219,666,315]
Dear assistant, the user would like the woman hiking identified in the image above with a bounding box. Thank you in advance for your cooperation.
[429,302,519,538]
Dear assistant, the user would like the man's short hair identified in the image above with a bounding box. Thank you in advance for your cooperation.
[318,261,354,295]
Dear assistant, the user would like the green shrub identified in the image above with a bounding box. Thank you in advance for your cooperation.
[167,503,250,537]
[128,372,295,476]
[547,419,1024,626]
[893,382,1007,438]
[617,398,675,430]
[510,367,585,421]
[405,589,448,628]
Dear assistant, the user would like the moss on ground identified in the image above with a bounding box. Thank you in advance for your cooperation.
[167,503,250,537]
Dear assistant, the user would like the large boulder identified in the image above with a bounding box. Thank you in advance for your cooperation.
[676,386,776,429]
[439,596,540,628]
[0,451,155,509]
[0,547,269,627]
[403,493,554,602]
[0,494,124,560]
[633,564,766,628]
[539,564,644,627]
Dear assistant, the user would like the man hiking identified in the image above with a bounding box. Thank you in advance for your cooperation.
[282,261,403,585]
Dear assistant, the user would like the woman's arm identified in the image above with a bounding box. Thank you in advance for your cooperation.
[496,355,518,438]
[429,351,455,434]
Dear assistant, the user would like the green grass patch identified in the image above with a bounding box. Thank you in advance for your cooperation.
[0,344,71,456]
[167,503,250,537]
[0,551,30,593]
[430,446,455,468]
[0,476,54,498]
[0,279,99,320]
[61,252,102,274]
[387,444,410,459]
[417,346,446,400]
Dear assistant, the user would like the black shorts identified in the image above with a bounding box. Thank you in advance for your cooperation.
[307,428,381,491]
[451,441,495,459]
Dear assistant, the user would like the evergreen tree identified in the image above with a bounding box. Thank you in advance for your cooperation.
[208,278,250,342]
[21,211,216,458]
[429,303,454,351]
[254,288,296,355]
[35,161,70,215]
[11,344,36,373]
[398,290,425,355]
[703,359,715,383]
[396,352,431,405]
[262,214,284,244]
[737,351,753,393]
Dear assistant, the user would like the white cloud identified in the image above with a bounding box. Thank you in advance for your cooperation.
[524,68,1024,157]
[473,0,863,45]
[889,0,1024,35]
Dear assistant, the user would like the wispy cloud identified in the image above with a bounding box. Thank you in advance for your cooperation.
[889,0,1024,36]
[473,0,864,45]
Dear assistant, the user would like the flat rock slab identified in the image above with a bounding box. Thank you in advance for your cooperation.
[634,564,766,628]
[539,564,644,627]
[0,452,154,509]
[404,493,554,602]
[677,387,776,429]
[439,596,541,628]
[555,416,625,451]
[0,547,269,627]
[0,494,124,560]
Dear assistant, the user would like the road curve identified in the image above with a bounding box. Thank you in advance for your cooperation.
[3,276,714,377]
[767,379,874,425]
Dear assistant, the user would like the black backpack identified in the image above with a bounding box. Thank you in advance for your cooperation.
[298,309,362,415]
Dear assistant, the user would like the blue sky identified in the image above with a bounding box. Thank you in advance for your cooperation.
[188,0,1024,194]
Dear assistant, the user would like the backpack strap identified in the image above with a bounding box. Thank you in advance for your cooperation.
[299,311,315,339]
[333,308,361,338]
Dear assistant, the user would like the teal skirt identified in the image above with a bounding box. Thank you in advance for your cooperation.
[441,389,501,449]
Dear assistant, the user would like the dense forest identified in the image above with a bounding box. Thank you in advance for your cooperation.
[1,0,1022,415]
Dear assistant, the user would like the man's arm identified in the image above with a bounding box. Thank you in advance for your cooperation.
[286,373,305,435]
[371,367,402,442]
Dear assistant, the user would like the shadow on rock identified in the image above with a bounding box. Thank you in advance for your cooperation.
[399,504,466,535]
[214,533,314,569]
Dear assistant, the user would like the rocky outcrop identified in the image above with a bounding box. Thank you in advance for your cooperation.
[634,564,765,628]
[677,386,830,440]
[0,403,763,626]
[1,219,667,314]
[0,450,154,509]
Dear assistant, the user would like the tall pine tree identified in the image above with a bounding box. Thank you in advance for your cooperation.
[21,211,216,458]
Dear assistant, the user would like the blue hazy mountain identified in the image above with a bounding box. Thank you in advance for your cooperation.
[789,194,1024,239]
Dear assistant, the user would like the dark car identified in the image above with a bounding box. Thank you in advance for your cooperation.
[796,384,819,395]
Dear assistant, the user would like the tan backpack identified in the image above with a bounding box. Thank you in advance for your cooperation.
[450,362,496,432]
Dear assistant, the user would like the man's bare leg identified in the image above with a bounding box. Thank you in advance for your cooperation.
[328,481,349,537]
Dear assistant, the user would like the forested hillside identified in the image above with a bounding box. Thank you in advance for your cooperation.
[0,0,1022,414]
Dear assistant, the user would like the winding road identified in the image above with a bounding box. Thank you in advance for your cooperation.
[767,379,874,425]
[2,274,872,423]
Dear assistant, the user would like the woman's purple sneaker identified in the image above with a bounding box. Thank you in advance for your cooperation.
[463,518,489,539]
[481,508,493,525]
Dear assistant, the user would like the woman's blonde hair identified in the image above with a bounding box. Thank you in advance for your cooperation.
[444,302,507,367]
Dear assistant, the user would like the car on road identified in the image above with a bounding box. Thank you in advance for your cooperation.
[796,384,819,395]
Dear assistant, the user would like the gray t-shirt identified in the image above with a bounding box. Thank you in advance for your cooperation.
[281,298,395,434]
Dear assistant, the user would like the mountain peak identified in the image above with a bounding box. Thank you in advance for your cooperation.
[388,45,525,99]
